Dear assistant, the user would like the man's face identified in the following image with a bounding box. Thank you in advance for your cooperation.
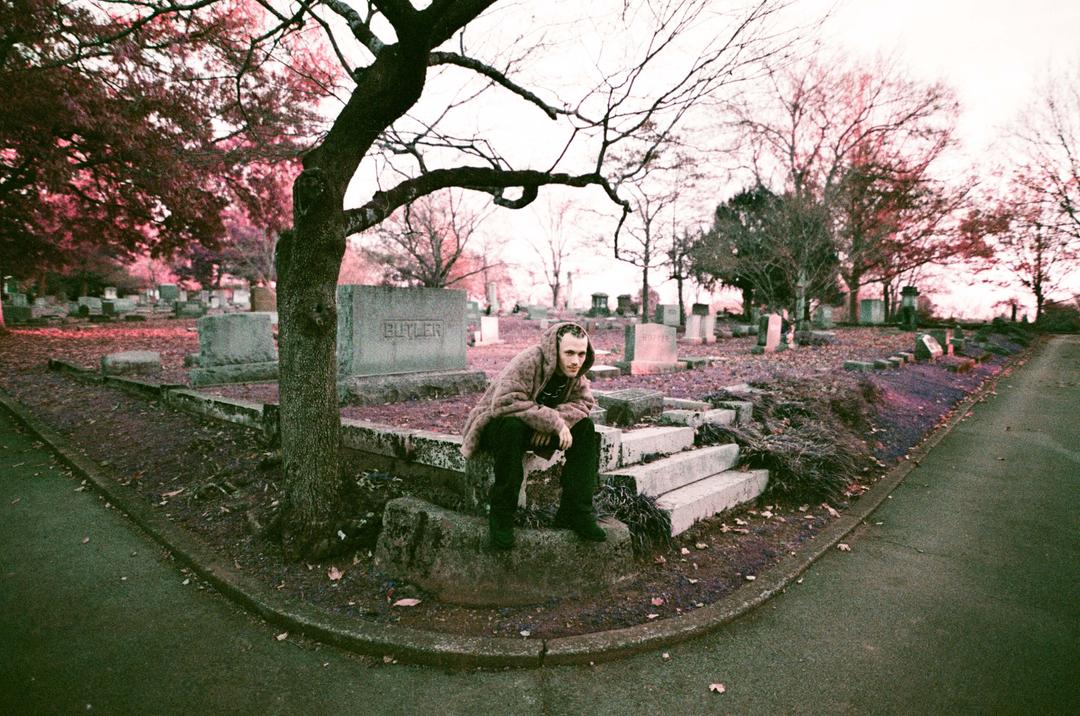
[557,334,589,377]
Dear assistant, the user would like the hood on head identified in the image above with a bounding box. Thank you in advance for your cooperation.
[540,321,595,379]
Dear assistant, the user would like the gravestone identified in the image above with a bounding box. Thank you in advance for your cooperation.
[102,298,136,317]
[8,293,28,307]
[2,303,32,323]
[682,314,704,344]
[654,303,680,327]
[525,305,548,320]
[336,285,486,404]
[77,297,103,316]
[700,312,717,344]
[623,323,680,375]
[485,282,500,314]
[173,301,206,318]
[928,328,954,356]
[465,300,482,327]
[476,316,502,345]
[751,314,783,354]
[188,313,278,386]
[212,289,228,306]
[915,333,944,361]
[813,305,834,329]
[590,293,610,316]
[616,294,637,315]
[177,289,188,303]
[101,350,161,376]
[594,388,665,427]
[198,290,210,304]
[231,288,251,309]
[860,299,885,325]
[691,302,710,316]
[250,286,276,312]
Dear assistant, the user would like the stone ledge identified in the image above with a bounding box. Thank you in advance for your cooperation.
[189,361,279,387]
[340,369,487,406]
[374,497,634,606]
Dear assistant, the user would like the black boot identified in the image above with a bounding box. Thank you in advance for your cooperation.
[489,511,515,550]
[553,509,607,542]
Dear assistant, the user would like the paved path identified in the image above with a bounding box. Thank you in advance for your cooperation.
[2,336,1078,714]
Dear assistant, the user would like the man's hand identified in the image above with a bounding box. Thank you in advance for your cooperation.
[530,431,551,449]
[557,424,573,451]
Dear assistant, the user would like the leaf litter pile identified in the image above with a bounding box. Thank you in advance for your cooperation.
[0,317,1025,639]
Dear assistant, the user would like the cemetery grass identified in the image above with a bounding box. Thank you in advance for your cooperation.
[0,317,1025,640]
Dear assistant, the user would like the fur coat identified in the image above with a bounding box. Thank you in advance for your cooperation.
[460,321,596,459]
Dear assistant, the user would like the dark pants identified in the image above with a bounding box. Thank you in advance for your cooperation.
[480,417,599,518]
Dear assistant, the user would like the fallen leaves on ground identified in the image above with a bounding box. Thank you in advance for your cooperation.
[392,598,421,607]
[837,543,851,552]
[709,683,726,694]
[327,566,343,581]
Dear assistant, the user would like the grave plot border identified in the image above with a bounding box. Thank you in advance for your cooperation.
[11,343,1035,668]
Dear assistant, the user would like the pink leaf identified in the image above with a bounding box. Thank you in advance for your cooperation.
[392,598,421,607]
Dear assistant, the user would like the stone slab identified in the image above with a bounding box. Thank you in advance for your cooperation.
[658,409,705,429]
[340,369,487,406]
[629,361,684,375]
[663,397,711,411]
[337,285,467,378]
[712,400,752,426]
[860,299,885,325]
[594,388,664,427]
[196,313,277,366]
[618,426,695,466]
[606,443,740,497]
[915,334,944,361]
[188,361,279,387]
[844,360,875,372]
[657,469,769,536]
[586,365,621,380]
[100,350,161,376]
[873,359,893,370]
[374,497,634,606]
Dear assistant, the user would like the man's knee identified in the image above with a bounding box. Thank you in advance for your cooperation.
[570,417,596,441]
[483,416,530,453]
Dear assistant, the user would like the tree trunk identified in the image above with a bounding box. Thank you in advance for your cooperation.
[846,269,862,322]
[275,173,348,560]
[676,276,685,327]
[273,42,430,560]
[641,264,650,323]
[741,287,754,321]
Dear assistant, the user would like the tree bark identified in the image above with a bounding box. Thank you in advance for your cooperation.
[275,43,429,559]
[846,269,862,322]
[641,264,650,323]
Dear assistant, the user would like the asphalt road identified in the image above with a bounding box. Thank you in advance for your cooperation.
[2,336,1078,714]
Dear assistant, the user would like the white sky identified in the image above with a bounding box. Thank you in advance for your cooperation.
[347,0,1080,318]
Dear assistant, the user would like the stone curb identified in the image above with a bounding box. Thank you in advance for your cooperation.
[3,342,1035,668]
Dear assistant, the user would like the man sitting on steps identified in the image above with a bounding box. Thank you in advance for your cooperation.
[461,321,607,550]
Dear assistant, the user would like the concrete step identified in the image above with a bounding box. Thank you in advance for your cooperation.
[659,408,736,430]
[618,425,695,467]
[604,443,740,496]
[656,468,769,536]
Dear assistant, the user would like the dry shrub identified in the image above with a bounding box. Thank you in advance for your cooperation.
[701,376,882,503]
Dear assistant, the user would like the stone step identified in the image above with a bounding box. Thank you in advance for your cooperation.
[659,408,736,430]
[604,443,740,496]
[618,425,695,467]
[663,397,711,411]
[656,468,769,536]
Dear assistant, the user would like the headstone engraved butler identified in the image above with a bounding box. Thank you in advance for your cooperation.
[336,285,486,404]
[383,319,443,340]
